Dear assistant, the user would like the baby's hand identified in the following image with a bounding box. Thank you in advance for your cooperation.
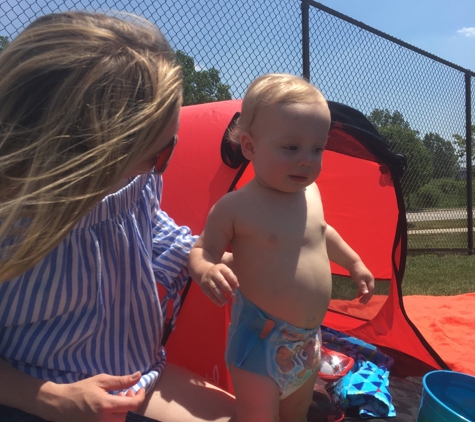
[201,263,239,306]
[349,261,374,305]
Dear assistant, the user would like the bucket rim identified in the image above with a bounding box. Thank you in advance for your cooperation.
[422,370,475,422]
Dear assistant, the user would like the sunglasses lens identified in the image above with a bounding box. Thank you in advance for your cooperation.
[154,138,176,174]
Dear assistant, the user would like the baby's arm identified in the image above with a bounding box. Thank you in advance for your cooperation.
[188,198,239,306]
[325,225,374,304]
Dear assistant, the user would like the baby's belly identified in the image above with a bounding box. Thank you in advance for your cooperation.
[236,256,332,329]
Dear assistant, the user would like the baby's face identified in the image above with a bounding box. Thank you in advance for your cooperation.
[247,101,330,193]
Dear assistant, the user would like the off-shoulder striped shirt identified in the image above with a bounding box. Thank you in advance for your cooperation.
[0,174,196,394]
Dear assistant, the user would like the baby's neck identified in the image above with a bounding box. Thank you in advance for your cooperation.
[252,178,306,196]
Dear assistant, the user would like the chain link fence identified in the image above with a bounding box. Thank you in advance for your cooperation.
[1,0,302,99]
[1,0,474,251]
[304,1,475,252]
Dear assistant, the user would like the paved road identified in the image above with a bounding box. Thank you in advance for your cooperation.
[407,227,472,234]
[407,208,475,234]
[406,208,473,222]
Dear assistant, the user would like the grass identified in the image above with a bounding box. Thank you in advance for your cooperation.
[330,219,475,298]
[407,219,469,230]
[408,218,472,249]
[408,232,467,249]
[332,275,390,300]
[408,218,475,294]
[403,253,475,296]
[331,254,475,298]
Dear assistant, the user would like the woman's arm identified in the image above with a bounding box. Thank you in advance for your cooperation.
[0,358,145,422]
[0,357,54,417]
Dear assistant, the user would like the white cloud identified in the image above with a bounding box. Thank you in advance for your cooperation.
[457,27,475,37]
[194,64,208,72]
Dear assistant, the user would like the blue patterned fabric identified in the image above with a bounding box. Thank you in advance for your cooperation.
[321,326,396,419]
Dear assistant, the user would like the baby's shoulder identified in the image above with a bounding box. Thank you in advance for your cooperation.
[219,185,255,205]
[306,182,323,201]
[306,181,320,194]
[210,187,261,224]
[210,189,249,216]
[304,184,324,216]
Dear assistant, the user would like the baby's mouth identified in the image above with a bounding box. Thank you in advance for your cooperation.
[289,175,309,183]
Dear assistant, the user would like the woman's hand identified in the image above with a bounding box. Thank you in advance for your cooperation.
[43,372,146,422]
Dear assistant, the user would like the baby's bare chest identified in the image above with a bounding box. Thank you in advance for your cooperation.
[234,200,326,248]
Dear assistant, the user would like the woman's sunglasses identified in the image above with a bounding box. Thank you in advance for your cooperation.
[152,135,177,174]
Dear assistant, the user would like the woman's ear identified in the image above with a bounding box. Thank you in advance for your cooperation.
[240,132,255,160]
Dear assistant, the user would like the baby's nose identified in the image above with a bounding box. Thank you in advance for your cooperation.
[298,152,314,166]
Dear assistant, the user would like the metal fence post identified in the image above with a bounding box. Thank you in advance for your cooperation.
[466,73,473,253]
[301,1,310,82]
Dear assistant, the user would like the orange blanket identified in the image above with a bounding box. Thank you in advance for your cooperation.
[403,293,475,376]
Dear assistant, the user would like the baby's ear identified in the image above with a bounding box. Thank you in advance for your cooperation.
[240,132,255,160]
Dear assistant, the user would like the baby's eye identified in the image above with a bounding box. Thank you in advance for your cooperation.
[313,147,324,154]
[283,145,298,151]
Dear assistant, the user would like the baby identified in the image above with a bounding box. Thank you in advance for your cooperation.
[188,74,374,422]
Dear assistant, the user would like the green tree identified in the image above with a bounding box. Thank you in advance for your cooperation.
[367,108,412,131]
[368,109,433,209]
[0,35,10,51]
[452,125,475,166]
[422,132,459,179]
[175,50,232,106]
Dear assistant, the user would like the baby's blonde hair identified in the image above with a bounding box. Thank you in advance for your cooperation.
[0,11,183,282]
[229,73,327,144]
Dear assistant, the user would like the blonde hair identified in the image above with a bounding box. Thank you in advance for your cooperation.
[0,11,183,282]
[229,73,327,144]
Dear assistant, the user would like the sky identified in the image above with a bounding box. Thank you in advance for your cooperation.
[1,0,473,140]
[315,0,475,72]
[2,1,474,74]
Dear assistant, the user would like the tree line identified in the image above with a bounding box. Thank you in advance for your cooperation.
[368,109,474,210]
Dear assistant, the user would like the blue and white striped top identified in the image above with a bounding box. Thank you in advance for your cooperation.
[0,174,196,393]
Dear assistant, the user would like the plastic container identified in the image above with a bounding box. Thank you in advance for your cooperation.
[417,370,475,422]
[318,345,355,383]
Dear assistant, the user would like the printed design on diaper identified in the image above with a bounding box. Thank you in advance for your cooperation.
[269,327,321,397]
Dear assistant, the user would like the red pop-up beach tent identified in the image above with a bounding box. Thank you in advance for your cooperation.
[160,99,448,392]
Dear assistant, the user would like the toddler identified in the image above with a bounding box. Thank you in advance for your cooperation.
[188,74,374,422]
